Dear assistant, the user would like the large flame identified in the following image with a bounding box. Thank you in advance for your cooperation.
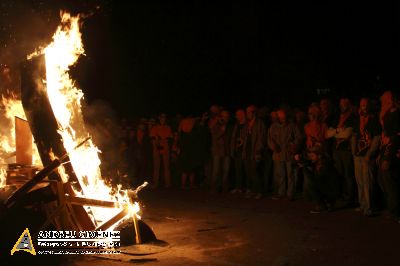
[0,95,24,188]
[0,168,6,188]
[0,94,26,155]
[0,94,42,188]
[42,12,140,228]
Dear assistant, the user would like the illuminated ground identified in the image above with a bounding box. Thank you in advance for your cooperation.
[73,188,400,266]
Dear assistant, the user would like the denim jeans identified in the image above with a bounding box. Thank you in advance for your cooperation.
[354,156,375,213]
[333,150,355,203]
[378,163,400,218]
[273,161,296,198]
[153,150,171,188]
[233,157,245,191]
[211,156,231,192]
[244,159,261,193]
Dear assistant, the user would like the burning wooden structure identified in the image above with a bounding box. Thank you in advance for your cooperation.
[0,12,156,246]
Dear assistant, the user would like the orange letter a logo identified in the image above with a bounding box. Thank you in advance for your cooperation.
[11,228,36,256]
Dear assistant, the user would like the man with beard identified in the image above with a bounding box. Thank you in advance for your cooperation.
[326,98,357,207]
[378,91,400,223]
[352,98,381,216]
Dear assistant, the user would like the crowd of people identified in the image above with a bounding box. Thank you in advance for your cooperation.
[103,90,400,222]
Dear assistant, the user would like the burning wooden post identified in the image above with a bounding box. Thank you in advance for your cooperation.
[19,55,96,230]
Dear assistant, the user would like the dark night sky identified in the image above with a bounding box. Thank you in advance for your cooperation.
[1,1,400,118]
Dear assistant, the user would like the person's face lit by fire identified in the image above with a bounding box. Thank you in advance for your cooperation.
[295,111,305,124]
[159,114,167,125]
[308,113,316,121]
[308,106,320,122]
[308,152,319,163]
[138,123,146,132]
[339,98,351,113]
[210,105,221,118]
[128,129,135,139]
[270,111,278,123]
[148,118,156,130]
[320,99,330,114]
[236,109,246,125]
[380,91,394,110]
[246,106,256,121]
[277,110,287,124]
[220,110,230,124]
[359,98,369,116]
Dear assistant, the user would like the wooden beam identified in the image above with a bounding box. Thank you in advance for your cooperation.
[65,195,121,208]
[95,208,129,231]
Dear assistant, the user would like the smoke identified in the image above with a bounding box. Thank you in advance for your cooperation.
[0,0,116,171]
[0,0,109,96]
[0,1,59,66]
[82,99,125,178]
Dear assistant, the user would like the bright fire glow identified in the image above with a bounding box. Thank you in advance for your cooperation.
[0,168,6,188]
[0,94,42,188]
[42,11,141,228]
[1,95,26,155]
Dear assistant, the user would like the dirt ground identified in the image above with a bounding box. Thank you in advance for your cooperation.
[69,188,400,266]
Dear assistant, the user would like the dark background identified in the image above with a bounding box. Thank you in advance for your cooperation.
[1,0,399,118]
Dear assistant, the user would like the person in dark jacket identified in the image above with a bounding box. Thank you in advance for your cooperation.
[177,117,204,189]
[378,91,400,222]
[211,110,232,193]
[351,98,381,216]
[326,98,357,207]
[230,109,247,194]
[298,146,340,213]
[268,108,302,200]
[243,105,266,199]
